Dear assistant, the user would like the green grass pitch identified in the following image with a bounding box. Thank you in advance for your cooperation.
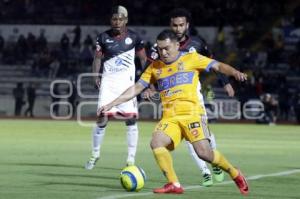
[0,119,299,199]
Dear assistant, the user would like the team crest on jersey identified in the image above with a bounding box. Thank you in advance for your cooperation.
[167,68,172,73]
[177,61,185,71]
[125,37,133,45]
[156,68,162,77]
[189,47,196,53]
[105,39,114,43]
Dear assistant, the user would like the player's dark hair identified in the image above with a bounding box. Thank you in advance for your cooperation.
[169,8,191,23]
[156,29,178,41]
[111,6,118,15]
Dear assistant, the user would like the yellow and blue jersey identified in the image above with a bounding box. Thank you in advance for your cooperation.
[138,51,218,118]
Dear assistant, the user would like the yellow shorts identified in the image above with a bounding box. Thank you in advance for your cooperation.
[154,115,211,150]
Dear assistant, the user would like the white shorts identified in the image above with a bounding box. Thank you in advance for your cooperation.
[97,75,138,118]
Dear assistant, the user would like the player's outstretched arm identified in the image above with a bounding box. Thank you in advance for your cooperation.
[223,83,235,97]
[92,54,102,88]
[136,48,147,70]
[215,72,235,97]
[211,62,247,82]
[97,82,146,116]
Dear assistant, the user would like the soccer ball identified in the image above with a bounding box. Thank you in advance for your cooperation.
[120,165,146,192]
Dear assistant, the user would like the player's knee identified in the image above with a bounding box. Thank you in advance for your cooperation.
[201,148,214,163]
[198,152,213,163]
[194,141,214,162]
[150,135,163,149]
[96,117,108,128]
[150,139,157,149]
[125,118,136,126]
[150,132,170,149]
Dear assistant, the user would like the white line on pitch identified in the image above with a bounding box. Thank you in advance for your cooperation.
[97,169,300,199]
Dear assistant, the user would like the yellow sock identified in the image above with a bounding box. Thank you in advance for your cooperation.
[153,147,179,183]
[212,150,239,179]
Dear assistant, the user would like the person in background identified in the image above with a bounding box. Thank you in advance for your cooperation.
[261,93,278,125]
[85,5,147,169]
[13,82,25,116]
[25,82,36,117]
[71,25,81,48]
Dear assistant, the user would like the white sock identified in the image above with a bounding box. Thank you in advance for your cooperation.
[126,124,138,164]
[209,132,217,150]
[185,141,211,175]
[92,125,106,158]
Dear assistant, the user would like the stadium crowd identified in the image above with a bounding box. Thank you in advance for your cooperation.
[0,0,287,26]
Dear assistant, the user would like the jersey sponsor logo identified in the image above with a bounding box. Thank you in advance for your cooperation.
[125,37,133,45]
[157,72,194,91]
[188,122,201,129]
[156,68,162,77]
[115,57,123,65]
[105,39,114,43]
[107,67,127,73]
[189,47,196,53]
[161,89,182,97]
[191,129,199,138]
[105,67,128,73]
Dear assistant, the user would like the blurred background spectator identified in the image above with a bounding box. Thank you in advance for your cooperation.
[12,82,25,116]
[24,82,36,117]
[257,93,279,125]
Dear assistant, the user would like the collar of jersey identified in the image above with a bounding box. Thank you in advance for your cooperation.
[110,28,128,40]
[179,35,190,49]
[163,51,186,65]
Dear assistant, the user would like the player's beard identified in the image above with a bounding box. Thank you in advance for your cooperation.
[176,30,188,42]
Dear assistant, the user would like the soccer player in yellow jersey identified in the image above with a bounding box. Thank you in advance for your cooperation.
[98,30,249,195]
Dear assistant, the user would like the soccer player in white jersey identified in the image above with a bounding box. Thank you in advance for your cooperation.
[85,5,147,169]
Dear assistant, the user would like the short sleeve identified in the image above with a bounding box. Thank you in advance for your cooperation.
[135,34,145,52]
[94,35,103,56]
[137,64,153,88]
[196,54,218,72]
